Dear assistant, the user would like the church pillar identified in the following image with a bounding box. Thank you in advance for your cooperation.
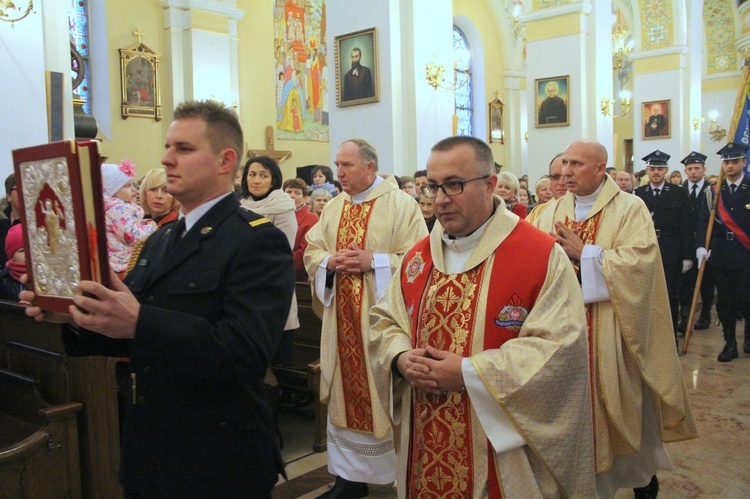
[327,0,453,175]
[630,46,689,166]
[160,1,244,114]
[522,2,605,183]
[502,70,526,173]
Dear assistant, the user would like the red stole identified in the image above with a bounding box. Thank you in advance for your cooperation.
[335,200,376,432]
[400,220,554,498]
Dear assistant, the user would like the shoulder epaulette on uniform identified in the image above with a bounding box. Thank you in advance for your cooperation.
[249,217,271,227]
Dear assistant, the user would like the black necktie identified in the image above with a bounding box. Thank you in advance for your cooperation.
[654,188,661,197]
[730,184,737,196]
[167,217,186,251]
[691,184,698,200]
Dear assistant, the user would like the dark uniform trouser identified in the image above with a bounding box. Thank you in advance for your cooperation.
[678,260,714,321]
[714,266,750,338]
[663,261,682,333]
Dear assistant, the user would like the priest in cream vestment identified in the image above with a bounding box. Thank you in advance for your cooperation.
[533,139,697,497]
[304,139,427,496]
[369,136,595,498]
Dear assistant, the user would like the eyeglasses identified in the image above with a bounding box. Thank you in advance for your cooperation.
[421,175,490,198]
[548,174,562,181]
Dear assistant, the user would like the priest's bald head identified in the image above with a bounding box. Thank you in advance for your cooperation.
[425,136,498,238]
[561,139,608,196]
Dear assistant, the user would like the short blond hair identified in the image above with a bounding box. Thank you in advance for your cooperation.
[497,171,520,196]
[139,168,180,213]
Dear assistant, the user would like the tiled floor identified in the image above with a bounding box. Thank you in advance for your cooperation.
[275,318,750,498]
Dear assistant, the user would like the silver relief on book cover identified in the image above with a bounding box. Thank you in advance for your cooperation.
[21,157,81,297]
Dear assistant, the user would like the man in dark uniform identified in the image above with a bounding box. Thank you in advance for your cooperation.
[697,141,750,362]
[678,151,714,331]
[343,47,374,102]
[22,100,295,497]
[635,150,693,339]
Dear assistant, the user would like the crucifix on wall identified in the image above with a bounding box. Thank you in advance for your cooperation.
[246,125,293,164]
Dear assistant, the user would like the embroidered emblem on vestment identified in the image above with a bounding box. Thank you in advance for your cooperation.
[493,293,528,331]
[405,251,425,283]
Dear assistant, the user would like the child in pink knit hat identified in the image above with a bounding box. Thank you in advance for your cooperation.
[101,160,157,278]
[0,223,27,301]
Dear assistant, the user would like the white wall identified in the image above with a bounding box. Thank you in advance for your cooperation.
[633,65,685,169]
[0,3,52,182]
[327,0,398,173]
[702,86,736,175]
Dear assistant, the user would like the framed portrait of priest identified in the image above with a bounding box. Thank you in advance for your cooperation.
[535,75,570,128]
[335,27,380,107]
[642,99,670,139]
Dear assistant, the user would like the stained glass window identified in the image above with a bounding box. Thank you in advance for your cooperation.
[68,0,91,114]
[453,26,473,136]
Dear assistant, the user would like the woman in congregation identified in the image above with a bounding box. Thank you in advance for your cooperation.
[240,155,299,371]
[311,165,338,197]
[669,170,683,185]
[518,185,533,208]
[139,168,180,227]
[309,188,332,217]
[495,171,527,218]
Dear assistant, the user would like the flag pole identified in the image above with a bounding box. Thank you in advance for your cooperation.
[681,58,750,355]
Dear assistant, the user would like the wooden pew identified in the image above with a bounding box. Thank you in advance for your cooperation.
[0,368,82,498]
[0,300,122,498]
[273,283,327,452]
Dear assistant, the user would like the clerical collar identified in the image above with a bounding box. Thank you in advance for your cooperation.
[573,178,606,222]
[649,182,665,190]
[441,207,495,253]
[351,175,384,204]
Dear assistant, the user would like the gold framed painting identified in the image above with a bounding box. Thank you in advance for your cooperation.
[334,27,379,107]
[535,75,569,128]
[489,97,504,144]
[642,99,670,139]
[119,42,162,121]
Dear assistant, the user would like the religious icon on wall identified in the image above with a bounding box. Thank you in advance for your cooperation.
[535,75,570,128]
[334,27,379,108]
[119,41,162,121]
[274,0,329,142]
[642,99,670,139]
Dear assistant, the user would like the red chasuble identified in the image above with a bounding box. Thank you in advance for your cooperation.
[400,220,554,497]
[335,200,376,431]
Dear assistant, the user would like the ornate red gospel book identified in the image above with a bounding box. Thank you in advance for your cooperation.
[12,140,110,312]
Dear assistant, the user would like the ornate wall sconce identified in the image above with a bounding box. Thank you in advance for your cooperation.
[601,91,631,118]
[612,28,633,70]
[0,0,33,28]
[693,113,727,142]
[425,61,465,92]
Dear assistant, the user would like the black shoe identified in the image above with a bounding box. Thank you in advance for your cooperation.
[744,337,750,355]
[718,341,739,362]
[633,475,659,499]
[694,316,710,330]
[316,477,369,499]
[676,320,687,334]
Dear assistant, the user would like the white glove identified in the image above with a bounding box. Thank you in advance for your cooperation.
[681,259,693,273]
[696,247,711,266]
